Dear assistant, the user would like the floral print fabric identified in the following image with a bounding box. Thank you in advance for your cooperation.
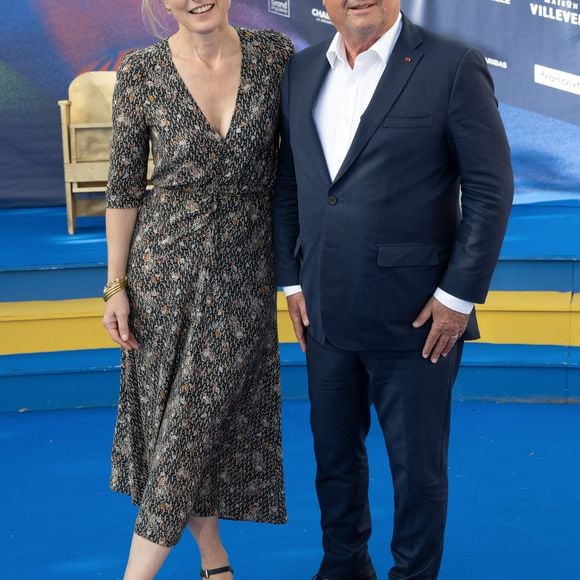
[106,28,294,547]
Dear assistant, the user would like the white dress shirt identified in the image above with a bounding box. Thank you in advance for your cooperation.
[284,15,473,315]
[315,14,403,181]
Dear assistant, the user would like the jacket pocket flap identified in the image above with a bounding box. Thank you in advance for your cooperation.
[383,114,432,128]
[377,244,439,267]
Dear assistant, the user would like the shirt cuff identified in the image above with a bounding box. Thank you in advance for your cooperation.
[434,287,474,315]
[283,285,303,297]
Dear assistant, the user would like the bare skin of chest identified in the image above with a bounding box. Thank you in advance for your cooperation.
[172,52,241,139]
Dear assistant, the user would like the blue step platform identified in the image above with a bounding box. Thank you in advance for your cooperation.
[1,204,580,411]
[0,343,579,413]
[1,204,580,302]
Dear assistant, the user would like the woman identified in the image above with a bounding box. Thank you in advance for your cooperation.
[102,1,293,578]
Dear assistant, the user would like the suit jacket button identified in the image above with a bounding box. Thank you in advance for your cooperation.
[327,195,338,206]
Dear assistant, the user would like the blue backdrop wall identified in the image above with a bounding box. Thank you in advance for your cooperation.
[0,0,578,207]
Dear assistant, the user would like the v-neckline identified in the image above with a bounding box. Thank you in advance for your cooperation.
[164,28,246,142]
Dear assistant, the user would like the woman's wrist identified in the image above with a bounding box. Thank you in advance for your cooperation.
[106,271,127,283]
[103,276,128,302]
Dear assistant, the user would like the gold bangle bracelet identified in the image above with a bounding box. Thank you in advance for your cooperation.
[104,276,128,291]
[103,278,128,302]
[105,280,127,291]
[103,285,125,298]
[103,281,127,294]
[104,281,127,294]
[103,284,127,302]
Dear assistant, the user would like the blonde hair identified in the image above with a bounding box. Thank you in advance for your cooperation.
[142,0,171,38]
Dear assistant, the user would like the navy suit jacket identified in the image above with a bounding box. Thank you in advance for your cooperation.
[273,14,514,351]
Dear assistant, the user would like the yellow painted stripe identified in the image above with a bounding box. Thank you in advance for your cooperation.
[478,291,572,312]
[0,291,578,355]
[0,298,115,354]
[571,293,580,346]
[276,292,296,342]
[279,291,578,346]
[0,298,105,321]
[476,291,573,345]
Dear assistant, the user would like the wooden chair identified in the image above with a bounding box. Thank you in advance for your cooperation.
[58,72,152,234]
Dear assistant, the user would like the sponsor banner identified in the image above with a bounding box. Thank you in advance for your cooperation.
[535,64,580,96]
[405,0,580,203]
[268,0,290,18]
[0,0,578,206]
[311,8,333,26]
[413,0,580,127]
[530,2,580,25]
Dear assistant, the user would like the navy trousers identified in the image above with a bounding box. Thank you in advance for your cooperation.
[306,335,463,580]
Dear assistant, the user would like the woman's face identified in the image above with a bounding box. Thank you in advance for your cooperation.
[164,0,231,34]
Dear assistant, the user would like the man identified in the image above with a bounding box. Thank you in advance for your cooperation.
[273,1,513,579]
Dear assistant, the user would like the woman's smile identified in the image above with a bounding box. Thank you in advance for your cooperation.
[189,3,215,15]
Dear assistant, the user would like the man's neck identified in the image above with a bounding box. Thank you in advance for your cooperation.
[340,12,402,68]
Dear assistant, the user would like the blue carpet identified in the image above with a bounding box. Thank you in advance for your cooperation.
[1,401,579,579]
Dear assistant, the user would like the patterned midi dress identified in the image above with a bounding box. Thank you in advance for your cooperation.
[106,28,294,547]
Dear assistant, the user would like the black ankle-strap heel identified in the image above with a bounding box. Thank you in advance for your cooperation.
[200,565,234,578]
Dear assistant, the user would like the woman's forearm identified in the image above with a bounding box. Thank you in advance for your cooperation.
[106,208,139,281]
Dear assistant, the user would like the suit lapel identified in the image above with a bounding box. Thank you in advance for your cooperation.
[333,15,425,184]
[302,41,333,185]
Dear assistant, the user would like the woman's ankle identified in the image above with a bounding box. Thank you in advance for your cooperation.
[200,546,229,569]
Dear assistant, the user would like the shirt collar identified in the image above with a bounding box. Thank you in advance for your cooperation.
[326,12,403,69]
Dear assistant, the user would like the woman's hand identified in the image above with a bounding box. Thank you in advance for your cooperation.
[103,290,141,351]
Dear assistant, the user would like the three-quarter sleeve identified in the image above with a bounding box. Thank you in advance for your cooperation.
[106,53,150,209]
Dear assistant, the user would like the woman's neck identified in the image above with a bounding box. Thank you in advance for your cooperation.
[170,24,238,68]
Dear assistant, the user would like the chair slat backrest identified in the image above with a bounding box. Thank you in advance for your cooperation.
[68,72,117,124]
[59,71,152,234]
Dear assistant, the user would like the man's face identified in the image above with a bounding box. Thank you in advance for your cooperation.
[322,0,400,44]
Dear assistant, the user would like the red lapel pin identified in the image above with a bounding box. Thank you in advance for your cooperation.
[404,56,412,63]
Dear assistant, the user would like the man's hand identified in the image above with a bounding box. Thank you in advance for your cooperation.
[287,292,310,352]
[413,297,469,363]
